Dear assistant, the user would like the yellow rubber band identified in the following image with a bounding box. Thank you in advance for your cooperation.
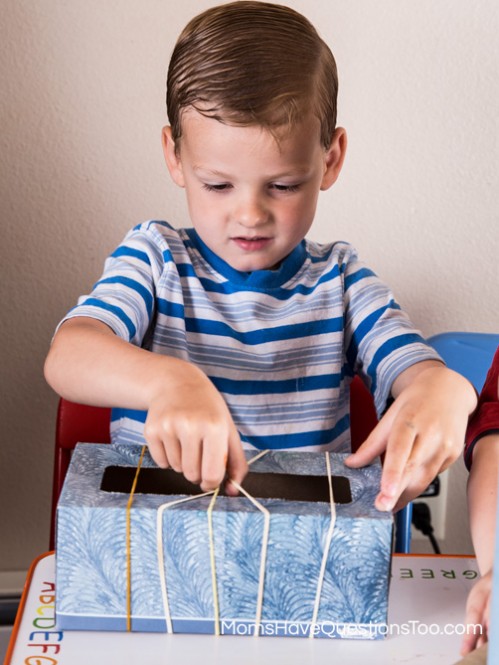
[125,445,147,632]
[207,488,221,635]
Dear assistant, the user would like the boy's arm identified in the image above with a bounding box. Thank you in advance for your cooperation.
[346,360,477,511]
[44,316,248,492]
[461,434,499,655]
[468,434,499,575]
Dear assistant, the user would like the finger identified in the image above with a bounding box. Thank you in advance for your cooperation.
[462,586,489,654]
[391,459,441,511]
[180,438,202,486]
[392,488,414,514]
[225,430,248,496]
[143,429,170,469]
[375,420,419,511]
[199,429,229,492]
[162,435,182,473]
[144,417,179,469]
[144,418,164,465]
[382,426,455,510]
[461,630,478,656]
[475,592,491,648]
[476,634,486,650]
[461,610,480,655]
[344,415,393,468]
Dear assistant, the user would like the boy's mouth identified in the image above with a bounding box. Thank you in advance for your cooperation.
[232,236,272,251]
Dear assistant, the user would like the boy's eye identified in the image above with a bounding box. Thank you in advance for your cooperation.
[271,183,300,193]
[203,183,231,192]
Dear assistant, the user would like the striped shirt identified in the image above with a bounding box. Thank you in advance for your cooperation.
[62,221,440,453]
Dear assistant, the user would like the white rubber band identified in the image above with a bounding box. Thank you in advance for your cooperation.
[156,490,216,634]
[247,449,270,465]
[309,452,336,638]
[229,480,270,636]
[156,448,272,635]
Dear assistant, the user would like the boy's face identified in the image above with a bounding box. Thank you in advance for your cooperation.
[163,110,346,272]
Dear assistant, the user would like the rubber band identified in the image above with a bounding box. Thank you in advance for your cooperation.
[207,488,221,635]
[309,451,336,638]
[247,449,270,465]
[156,448,272,636]
[156,490,216,633]
[125,444,147,632]
[229,480,270,636]
[155,449,334,638]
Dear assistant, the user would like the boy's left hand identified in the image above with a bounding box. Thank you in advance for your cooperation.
[345,362,477,511]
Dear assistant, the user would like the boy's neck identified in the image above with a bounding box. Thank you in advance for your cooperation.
[185,228,307,287]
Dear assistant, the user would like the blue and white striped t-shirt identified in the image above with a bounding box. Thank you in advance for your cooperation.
[63,221,440,453]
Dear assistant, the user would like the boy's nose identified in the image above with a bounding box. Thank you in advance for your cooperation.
[234,195,269,228]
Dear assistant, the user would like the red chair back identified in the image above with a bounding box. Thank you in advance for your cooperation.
[349,375,378,452]
[50,400,111,548]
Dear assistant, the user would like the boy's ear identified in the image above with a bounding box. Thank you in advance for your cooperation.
[321,127,347,191]
[162,126,185,187]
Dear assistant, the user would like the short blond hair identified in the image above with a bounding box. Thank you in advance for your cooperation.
[167,1,338,150]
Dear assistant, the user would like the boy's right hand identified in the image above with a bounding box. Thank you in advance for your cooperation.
[44,317,247,494]
[144,363,248,494]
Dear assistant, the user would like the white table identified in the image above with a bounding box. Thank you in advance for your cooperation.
[6,552,479,665]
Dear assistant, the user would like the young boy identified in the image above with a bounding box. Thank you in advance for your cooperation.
[461,346,499,655]
[44,1,476,511]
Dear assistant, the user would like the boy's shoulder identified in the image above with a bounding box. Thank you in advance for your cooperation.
[108,221,195,276]
[306,237,355,255]
[128,220,183,243]
[305,238,359,269]
[120,220,192,256]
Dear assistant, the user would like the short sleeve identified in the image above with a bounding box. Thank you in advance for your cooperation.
[57,222,168,346]
[342,249,442,417]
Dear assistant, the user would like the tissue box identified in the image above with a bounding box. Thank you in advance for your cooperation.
[56,444,392,638]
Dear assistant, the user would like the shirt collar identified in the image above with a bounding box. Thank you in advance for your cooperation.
[185,228,307,288]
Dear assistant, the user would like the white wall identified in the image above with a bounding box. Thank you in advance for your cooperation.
[1,0,498,576]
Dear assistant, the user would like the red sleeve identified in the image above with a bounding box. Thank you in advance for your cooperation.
[465,345,499,470]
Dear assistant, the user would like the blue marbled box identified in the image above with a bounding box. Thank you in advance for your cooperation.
[56,444,392,638]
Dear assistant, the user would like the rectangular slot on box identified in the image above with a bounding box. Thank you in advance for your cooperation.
[100,466,352,503]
